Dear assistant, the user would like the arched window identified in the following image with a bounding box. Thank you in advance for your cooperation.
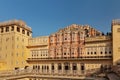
[17,27,20,32]
[11,26,14,31]
[22,29,25,34]
[1,27,3,33]
[64,62,70,70]
[51,63,54,70]
[72,63,77,70]
[6,27,9,32]
[58,63,62,70]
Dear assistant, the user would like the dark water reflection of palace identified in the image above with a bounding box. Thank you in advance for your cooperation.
[17,78,92,80]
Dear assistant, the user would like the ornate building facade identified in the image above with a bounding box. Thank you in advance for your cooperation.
[49,24,102,59]
[27,24,112,75]
[0,19,120,76]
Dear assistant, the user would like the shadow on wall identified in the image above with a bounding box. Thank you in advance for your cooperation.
[84,65,112,79]
[112,59,120,74]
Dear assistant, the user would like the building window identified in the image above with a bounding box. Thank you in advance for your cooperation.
[32,54,33,57]
[11,26,14,31]
[64,62,69,70]
[117,28,120,32]
[27,31,29,36]
[68,53,69,55]
[37,54,38,56]
[47,66,49,70]
[81,63,85,71]
[65,38,67,40]
[64,53,66,55]
[17,27,20,32]
[87,52,89,55]
[105,51,107,54]
[94,52,96,54]
[91,52,93,54]
[22,29,25,34]
[51,39,53,42]
[6,27,9,32]
[109,51,111,54]
[1,27,3,33]
[58,63,62,70]
[51,63,54,70]
[72,63,77,70]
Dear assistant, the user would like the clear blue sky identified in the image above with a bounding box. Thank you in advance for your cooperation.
[0,0,120,37]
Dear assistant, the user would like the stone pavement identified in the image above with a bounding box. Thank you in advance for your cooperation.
[107,73,120,80]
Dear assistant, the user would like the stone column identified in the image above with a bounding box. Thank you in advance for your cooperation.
[77,63,80,75]
[70,63,73,75]
[14,25,17,32]
[20,27,22,34]
[54,63,58,74]
[62,63,64,74]
[3,27,5,33]
[9,26,11,32]
[0,27,1,33]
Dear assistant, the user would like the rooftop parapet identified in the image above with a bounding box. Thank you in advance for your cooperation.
[85,36,112,42]
[28,36,49,46]
[0,20,32,31]
[112,19,120,25]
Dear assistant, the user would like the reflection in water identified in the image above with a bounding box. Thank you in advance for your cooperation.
[17,78,63,80]
[17,78,92,80]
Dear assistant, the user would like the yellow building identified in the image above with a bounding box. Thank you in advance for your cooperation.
[0,20,32,70]
[84,35,112,71]
[112,19,120,65]
[27,36,49,68]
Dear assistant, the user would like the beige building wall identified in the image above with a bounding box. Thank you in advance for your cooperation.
[84,36,112,71]
[85,36,112,58]
[0,20,32,70]
[112,19,120,65]
[27,36,49,67]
